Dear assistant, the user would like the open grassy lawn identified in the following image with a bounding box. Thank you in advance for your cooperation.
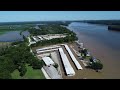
[0,25,28,35]
[11,65,45,79]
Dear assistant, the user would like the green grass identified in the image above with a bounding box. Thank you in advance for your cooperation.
[0,29,19,35]
[0,25,29,35]
[0,30,10,35]
[11,65,45,79]
[85,56,91,59]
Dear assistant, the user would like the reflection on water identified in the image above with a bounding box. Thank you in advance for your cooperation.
[0,31,30,42]
[68,22,120,78]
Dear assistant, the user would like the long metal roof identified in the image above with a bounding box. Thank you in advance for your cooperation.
[58,48,75,76]
[64,45,83,70]
[36,46,60,52]
[37,49,58,54]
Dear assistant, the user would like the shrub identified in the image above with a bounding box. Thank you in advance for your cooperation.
[54,63,58,68]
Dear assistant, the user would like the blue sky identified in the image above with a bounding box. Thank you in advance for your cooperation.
[0,11,120,22]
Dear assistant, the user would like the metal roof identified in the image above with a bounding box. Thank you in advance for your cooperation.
[42,57,55,66]
[43,66,62,79]
[58,48,75,76]
[64,45,83,70]
[36,46,60,52]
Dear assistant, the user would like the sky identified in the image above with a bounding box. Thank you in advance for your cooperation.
[0,11,120,22]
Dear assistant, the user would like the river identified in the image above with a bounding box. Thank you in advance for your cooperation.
[68,22,120,79]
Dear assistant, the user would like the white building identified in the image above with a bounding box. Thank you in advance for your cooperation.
[64,45,83,70]
[34,25,40,29]
[32,36,40,42]
[36,45,60,52]
[58,48,75,76]
[42,57,55,66]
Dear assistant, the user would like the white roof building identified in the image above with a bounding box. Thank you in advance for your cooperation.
[34,25,40,29]
[37,49,58,54]
[42,57,55,66]
[64,45,83,70]
[58,48,75,76]
[36,46,60,52]
[37,36,44,40]
[32,36,40,42]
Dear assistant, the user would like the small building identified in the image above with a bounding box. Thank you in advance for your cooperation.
[32,36,40,42]
[86,52,91,57]
[76,40,84,48]
[34,25,40,29]
[42,57,55,66]
[37,36,44,40]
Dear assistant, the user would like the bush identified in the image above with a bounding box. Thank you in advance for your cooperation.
[18,64,27,77]
[89,57,93,62]
[54,63,58,68]
[0,71,12,79]
[32,60,44,69]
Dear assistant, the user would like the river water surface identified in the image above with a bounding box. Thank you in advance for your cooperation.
[68,22,120,79]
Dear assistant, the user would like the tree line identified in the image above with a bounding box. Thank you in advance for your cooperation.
[28,25,74,35]
[29,24,78,47]
[31,32,78,48]
[84,20,120,25]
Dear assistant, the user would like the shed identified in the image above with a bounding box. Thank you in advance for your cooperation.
[42,57,55,66]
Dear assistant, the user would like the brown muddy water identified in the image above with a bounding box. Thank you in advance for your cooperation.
[68,22,120,79]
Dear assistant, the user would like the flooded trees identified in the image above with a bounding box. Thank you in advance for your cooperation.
[90,60,103,72]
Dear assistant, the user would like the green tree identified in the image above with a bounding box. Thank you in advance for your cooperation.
[0,71,12,79]
[53,63,58,68]
[90,61,103,72]
[32,59,44,69]
[18,64,27,77]
[0,56,16,79]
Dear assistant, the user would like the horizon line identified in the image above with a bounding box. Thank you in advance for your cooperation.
[0,19,120,23]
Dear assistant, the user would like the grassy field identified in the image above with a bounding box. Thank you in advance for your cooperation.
[11,65,45,79]
[0,25,30,35]
[0,30,11,35]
